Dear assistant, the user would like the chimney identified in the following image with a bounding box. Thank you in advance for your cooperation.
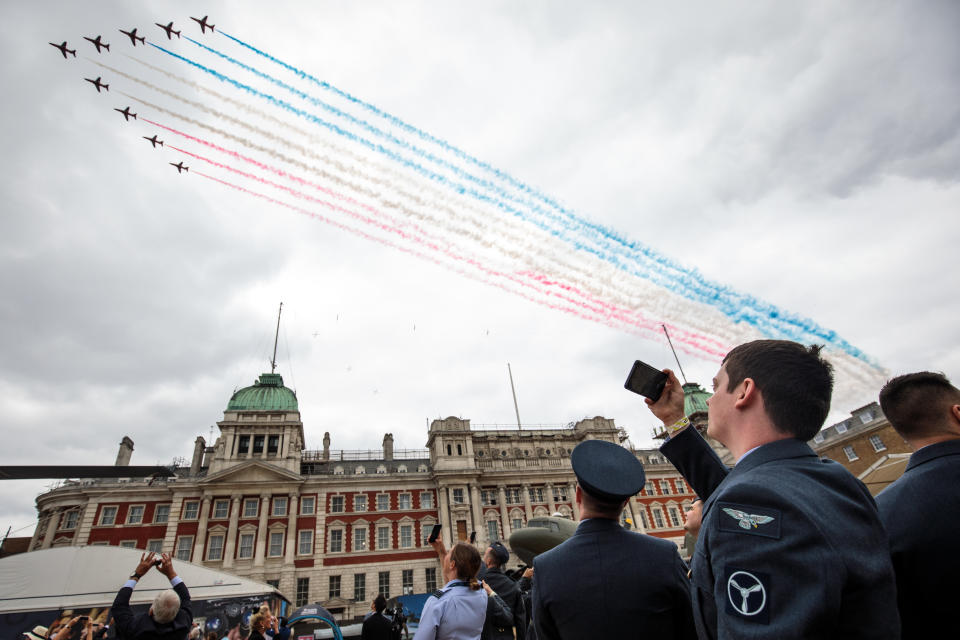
[191,436,206,476]
[383,433,394,461]
[115,436,134,466]
[322,432,331,461]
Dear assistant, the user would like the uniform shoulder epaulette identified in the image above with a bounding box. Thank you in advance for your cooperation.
[431,589,446,599]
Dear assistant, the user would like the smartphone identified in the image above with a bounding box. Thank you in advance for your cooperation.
[469,531,476,544]
[427,524,442,543]
[624,360,668,401]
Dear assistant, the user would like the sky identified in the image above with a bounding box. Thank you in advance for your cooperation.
[1,1,958,539]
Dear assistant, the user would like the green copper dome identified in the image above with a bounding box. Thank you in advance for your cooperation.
[683,382,711,416]
[227,373,298,411]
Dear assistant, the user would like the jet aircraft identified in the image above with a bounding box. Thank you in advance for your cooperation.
[49,41,76,58]
[119,28,145,46]
[83,35,110,53]
[155,21,181,39]
[114,106,137,121]
[143,135,163,148]
[190,15,215,34]
[84,76,109,93]
[170,161,189,174]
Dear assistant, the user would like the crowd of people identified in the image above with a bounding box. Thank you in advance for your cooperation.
[21,339,960,640]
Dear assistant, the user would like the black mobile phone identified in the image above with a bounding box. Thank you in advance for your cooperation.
[469,531,476,544]
[624,360,668,401]
[427,524,442,543]
[154,559,163,568]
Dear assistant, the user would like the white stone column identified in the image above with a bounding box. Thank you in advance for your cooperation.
[545,483,557,514]
[469,484,483,546]
[630,499,647,533]
[73,499,99,546]
[192,496,212,561]
[522,483,533,520]
[253,492,270,567]
[40,509,60,549]
[284,493,299,563]
[437,487,452,548]
[568,482,580,520]
[497,485,511,542]
[162,496,184,554]
[222,495,242,568]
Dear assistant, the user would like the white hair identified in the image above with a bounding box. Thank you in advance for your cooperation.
[151,588,181,624]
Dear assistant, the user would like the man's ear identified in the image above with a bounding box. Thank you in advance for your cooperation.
[734,378,759,409]
[950,404,960,426]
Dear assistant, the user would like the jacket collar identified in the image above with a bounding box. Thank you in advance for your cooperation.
[906,438,960,471]
[574,517,621,535]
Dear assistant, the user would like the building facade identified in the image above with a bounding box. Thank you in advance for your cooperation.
[29,372,699,621]
[809,401,912,482]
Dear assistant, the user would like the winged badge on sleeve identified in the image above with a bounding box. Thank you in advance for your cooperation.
[722,508,775,530]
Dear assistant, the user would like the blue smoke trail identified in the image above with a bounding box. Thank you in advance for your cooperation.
[151,41,876,366]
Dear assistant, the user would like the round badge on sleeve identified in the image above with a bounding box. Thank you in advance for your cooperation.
[724,567,770,624]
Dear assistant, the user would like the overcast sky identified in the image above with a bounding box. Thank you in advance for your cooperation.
[2,1,958,539]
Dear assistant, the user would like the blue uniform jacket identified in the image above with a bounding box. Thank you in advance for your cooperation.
[876,438,960,640]
[662,428,900,639]
[532,517,695,640]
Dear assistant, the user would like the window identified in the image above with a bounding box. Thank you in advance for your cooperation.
[400,524,413,548]
[296,577,310,607]
[127,505,144,525]
[154,505,170,524]
[267,579,280,589]
[836,422,849,434]
[659,480,672,496]
[398,465,407,473]
[299,530,313,555]
[300,496,315,515]
[355,527,368,551]
[668,506,681,528]
[120,540,137,549]
[244,498,259,518]
[528,487,544,503]
[62,511,79,530]
[355,466,366,475]
[253,435,264,454]
[354,494,368,512]
[446,444,452,455]
[238,533,255,558]
[329,575,341,599]
[377,494,390,511]
[376,465,387,474]
[639,511,649,529]
[147,539,163,553]
[553,487,567,502]
[377,526,390,550]
[487,521,499,542]
[643,482,654,495]
[418,464,428,473]
[675,478,687,494]
[379,571,390,598]
[813,433,825,444]
[99,506,118,526]
[273,497,287,517]
[183,501,200,520]
[421,523,434,544]
[237,435,250,454]
[175,536,193,561]
[420,492,433,509]
[334,466,344,475]
[331,496,345,513]
[269,531,284,557]
[482,490,496,506]
[354,574,366,602]
[402,569,414,594]
[507,488,521,504]
[512,518,523,531]
[452,489,464,504]
[457,444,463,455]
[869,435,887,452]
[208,534,224,560]
[398,494,411,510]
[859,409,875,424]
[425,567,437,592]
[648,454,662,464]
[329,529,343,553]
[843,446,859,462]
[213,500,229,519]
[652,510,665,529]
[268,435,279,454]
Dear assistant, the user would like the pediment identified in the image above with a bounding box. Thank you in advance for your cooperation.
[200,460,302,485]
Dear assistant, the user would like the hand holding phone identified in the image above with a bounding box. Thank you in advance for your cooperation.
[624,360,668,401]
[427,524,442,544]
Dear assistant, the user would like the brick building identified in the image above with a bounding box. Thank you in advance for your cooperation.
[809,402,912,484]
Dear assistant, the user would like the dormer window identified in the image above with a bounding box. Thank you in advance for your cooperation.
[334,466,344,475]
[376,465,387,474]
[355,466,366,475]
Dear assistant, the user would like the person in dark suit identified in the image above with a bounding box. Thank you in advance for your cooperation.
[112,551,193,640]
[648,340,900,639]
[478,541,524,640]
[531,439,696,640]
[876,371,960,640]
[361,595,394,640]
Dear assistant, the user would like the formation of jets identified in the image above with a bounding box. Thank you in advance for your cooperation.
[49,41,76,58]
[143,135,164,148]
[155,21,180,39]
[119,27,145,46]
[170,161,189,173]
[83,35,109,53]
[114,106,137,121]
[190,15,215,33]
[84,76,109,93]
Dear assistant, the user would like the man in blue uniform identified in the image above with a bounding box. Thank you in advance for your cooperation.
[648,340,899,639]
[531,439,695,640]
[876,371,960,639]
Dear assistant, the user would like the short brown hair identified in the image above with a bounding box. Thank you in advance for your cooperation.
[879,372,960,438]
[449,542,482,590]
[723,340,833,441]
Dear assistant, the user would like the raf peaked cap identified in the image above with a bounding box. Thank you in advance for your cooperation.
[571,439,645,503]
